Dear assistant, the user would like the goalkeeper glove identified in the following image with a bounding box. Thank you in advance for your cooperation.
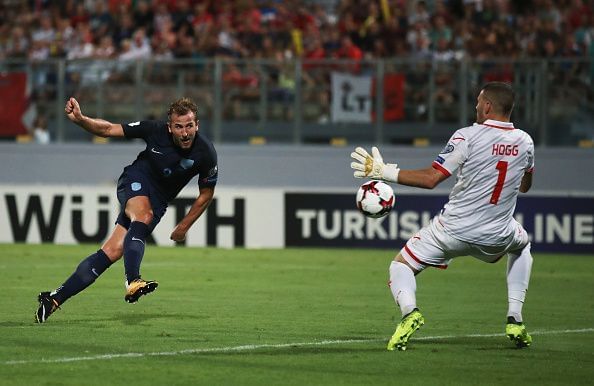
[350,146,400,183]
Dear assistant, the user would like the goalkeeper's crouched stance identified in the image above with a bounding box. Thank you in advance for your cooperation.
[350,82,536,351]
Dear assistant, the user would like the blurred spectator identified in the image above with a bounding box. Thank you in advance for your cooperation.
[538,0,563,32]
[191,2,214,35]
[406,20,431,58]
[29,14,54,61]
[31,115,50,144]
[256,35,283,59]
[67,23,95,60]
[153,2,172,36]
[112,11,135,48]
[53,17,75,58]
[90,0,114,37]
[236,0,263,53]
[322,25,342,57]
[335,35,363,73]
[126,28,152,59]
[432,38,457,62]
[133,0,154,34]
[70,3,89,28]
[566,0,593,31]
[222,61,259,118]
[430,15,452,49]
[171,0,193,31]
[111,29,151,82]
[216,16,248,58]
[94,35,116,59]
[303,36,326,67]
[6,26,30,59]
[269,61,296,119]
[408,0,431,26]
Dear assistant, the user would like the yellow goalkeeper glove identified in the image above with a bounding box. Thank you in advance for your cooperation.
[350,146,400,183]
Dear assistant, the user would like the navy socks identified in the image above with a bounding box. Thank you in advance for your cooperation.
[50,221,150,304]
[123,221,149,283]
[52,249,113,305]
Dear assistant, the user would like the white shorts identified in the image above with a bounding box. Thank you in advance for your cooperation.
[400,216,529,271]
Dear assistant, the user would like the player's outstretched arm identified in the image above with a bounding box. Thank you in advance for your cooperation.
[65,97,124,137]
[351,146,448,189]
[170,186,215,242]
[397,167,448,189]
[350,146,400,182]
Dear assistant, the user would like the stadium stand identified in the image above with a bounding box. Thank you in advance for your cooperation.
[0,0,593,145]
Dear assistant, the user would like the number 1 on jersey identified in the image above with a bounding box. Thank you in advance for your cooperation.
[489,160,508,205]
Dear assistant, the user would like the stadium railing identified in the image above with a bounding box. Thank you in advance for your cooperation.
[0,57,592,146]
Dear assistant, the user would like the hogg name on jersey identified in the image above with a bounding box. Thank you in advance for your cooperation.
[492,144,519,156]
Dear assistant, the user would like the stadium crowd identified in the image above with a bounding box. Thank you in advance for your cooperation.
[1,0,593,65]
[1,0,593,131]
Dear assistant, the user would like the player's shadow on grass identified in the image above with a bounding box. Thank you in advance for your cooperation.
[68,312,209,325]
[0,312,205,327]
[0,321,37,327]
[412,337,518,351]
[199,346,384,357]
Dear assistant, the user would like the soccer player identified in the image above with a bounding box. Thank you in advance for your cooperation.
[35,97,218,323]
[351,82,534,350]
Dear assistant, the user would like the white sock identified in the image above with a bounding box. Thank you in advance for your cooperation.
[506,244,533,323]
[389,261,417,317]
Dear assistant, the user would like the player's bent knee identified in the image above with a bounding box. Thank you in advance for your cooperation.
[134,211,153,225]
[101,245,123,262]
[394,254,417,272]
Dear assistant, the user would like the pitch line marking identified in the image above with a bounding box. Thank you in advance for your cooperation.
[3,327,593,365]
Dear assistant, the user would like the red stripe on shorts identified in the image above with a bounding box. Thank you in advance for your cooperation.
[404,244,448,270]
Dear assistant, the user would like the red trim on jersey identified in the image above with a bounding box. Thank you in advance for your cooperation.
[432,162,451,177]
[484,123,515,130]
[527,167,534,173]
[404,244,448,270]
[452,137,466,141]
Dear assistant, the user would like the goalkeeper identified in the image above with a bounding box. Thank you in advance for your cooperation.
[351,82,535,351]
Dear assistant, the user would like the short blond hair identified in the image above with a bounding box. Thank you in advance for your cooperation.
[167,98,198,122]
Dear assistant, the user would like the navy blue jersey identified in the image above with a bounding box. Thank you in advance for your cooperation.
[122,120,218,202]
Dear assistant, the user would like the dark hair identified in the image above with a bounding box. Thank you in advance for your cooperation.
[481,82,515,116]
[167,98,198,121]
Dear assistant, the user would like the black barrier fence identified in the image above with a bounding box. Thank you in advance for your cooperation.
[285,193,594,254]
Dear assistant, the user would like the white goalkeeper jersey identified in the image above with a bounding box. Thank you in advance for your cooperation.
[432,119,534,245]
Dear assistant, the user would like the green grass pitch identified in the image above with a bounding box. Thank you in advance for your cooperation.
[1,243,593,385]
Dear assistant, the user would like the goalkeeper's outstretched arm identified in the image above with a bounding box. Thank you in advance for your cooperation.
[350,146,448,189]
[396,167,448,189]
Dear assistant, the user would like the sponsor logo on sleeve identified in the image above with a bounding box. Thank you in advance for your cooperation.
[439,144,454,154]
[201,166,218,184]
[207,165,218,178]
[435,156,445,164]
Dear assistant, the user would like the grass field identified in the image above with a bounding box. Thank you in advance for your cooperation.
[0,243,593,386]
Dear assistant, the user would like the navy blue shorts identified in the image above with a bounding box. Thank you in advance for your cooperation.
[115,169,167,232]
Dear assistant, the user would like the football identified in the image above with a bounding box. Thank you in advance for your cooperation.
[356,180,395,218]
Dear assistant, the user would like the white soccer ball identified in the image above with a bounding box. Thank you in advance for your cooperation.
[356,180,395,218]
